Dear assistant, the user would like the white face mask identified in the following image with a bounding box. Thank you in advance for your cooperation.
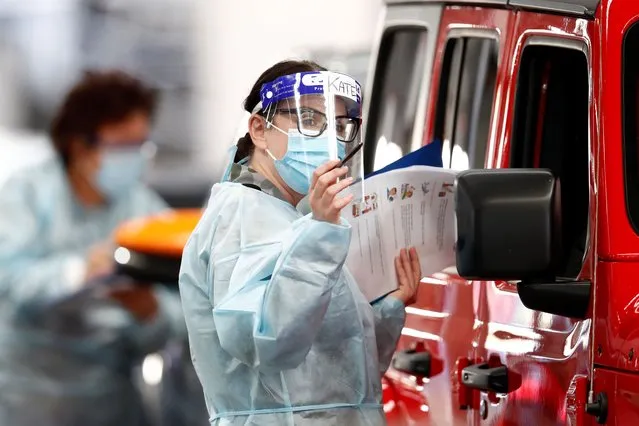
[95,149,147,200]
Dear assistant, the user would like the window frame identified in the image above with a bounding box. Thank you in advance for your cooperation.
[622,20,639,235]
[508,36,591,277]
[363,25,430,174]
[433,29,500,171]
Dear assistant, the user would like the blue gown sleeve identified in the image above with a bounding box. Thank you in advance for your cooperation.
[0,175,86,308]
[179,185,352,372]
[371,295,406,375]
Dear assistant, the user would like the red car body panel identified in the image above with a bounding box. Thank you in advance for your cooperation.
[384,1,639,424]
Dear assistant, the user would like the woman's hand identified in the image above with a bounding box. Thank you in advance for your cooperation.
[84,242,115,282]
[309,160,354,225]
[393,247,422,306]
[107,285,158,323]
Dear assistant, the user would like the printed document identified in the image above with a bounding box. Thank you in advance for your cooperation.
[344,165,458,302]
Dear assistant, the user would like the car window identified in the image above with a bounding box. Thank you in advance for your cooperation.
[623,21,639,235]
[366,28,429,172]
[433,37,498,171]
[509,43,589,279]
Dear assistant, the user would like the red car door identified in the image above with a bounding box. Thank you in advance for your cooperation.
[468,10,595,426]
[587,0,639,423]
[363,2,444,422]
[384,6,513,426]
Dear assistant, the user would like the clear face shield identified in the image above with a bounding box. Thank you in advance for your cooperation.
[257,71,364,194]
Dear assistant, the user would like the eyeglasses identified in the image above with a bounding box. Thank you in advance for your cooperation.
[275,107,361,142]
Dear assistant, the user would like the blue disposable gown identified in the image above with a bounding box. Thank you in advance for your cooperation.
[179,178,406,425]
[0,157,185,426]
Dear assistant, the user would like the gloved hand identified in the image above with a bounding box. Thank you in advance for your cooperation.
[85,242,116,282]
[393,247,422,306]
[309,160,354,224]
[107,285,158,323]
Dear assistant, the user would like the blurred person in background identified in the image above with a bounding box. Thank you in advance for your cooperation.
[0,70,185,426]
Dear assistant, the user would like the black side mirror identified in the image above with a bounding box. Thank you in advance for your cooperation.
[455,169,561,281]
[454,168,591,319]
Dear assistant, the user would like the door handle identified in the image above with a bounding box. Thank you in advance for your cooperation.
[461,363,516,394]
[392,348,433,377]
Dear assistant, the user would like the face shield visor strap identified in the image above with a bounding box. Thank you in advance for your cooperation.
[251,102,263,115]
[219,144,239,182]
[220,106,260,182]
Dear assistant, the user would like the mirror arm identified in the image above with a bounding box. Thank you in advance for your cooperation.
[516,280,592,319]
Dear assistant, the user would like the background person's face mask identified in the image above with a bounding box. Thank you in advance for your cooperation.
[95,149,147,200]
[267,128,346,195]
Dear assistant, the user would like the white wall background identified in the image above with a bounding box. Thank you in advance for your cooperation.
[0,0,82,127]
[192,0,383,177]
[0,0,383,183]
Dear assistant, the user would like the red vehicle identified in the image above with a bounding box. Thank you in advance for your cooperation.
[115,0,639,424]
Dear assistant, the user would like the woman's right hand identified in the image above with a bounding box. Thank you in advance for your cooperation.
[84,242,115,282]
[309,160,355,224]
[107,285,158,323]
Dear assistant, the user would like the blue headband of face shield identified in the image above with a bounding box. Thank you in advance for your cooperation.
[259,71,362,117]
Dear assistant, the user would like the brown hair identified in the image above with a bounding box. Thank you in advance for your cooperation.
[234,59,326,162]
[50,69,158,166]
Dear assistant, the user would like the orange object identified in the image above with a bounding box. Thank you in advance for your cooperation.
[115,208,202,258]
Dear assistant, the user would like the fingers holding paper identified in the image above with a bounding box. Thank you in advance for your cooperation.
[393,247,422,306]
[309,161,354,225]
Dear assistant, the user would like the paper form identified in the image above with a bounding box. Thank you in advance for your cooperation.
[344,166,458,302]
